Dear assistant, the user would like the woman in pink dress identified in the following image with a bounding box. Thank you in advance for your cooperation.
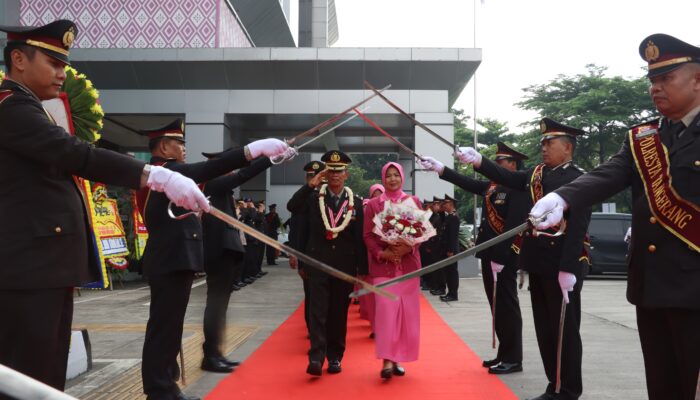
[363,162,422,379]
[359,184,386,330]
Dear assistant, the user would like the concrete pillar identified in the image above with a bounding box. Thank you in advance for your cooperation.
[413,112,455,202]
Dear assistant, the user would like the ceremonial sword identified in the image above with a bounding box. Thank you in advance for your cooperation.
[285,84,391,146]
[555,298,566,394]
[168,203,397,300]
[492,271,497,349]
[350,213,565,298]
[270,107,367,164]
[364,81,458,151]
[353,108,426,161]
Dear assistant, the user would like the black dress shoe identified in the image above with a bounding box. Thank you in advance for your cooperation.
[306,360,322,376]
[231,284,241,291]
[259,270,269,275]
[201,356,234,373]
[527,394,554,400]
[218,356,240,367]
[380,368,393,379]
[488,361,523,374]
[429,289,446,296]
[369,332,375,339]
[392,365,405,376]
[147,392,200,400]
[439,294,458,302]
[236,281,247,287]
[482,358,500,368]
[174,394,200,400]
[327,359,342,374]
[243,277,255,284]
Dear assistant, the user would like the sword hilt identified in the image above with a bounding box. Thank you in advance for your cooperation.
[528,208,566,237]
[270,146,298,165]
[167,200,206,220]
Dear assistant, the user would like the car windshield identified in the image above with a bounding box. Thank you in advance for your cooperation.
[589,217,631,238]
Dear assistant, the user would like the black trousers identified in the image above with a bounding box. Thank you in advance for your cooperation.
[142,271,194,397]
[299,265,311,334]
[203,251,243,358]
[636,306,700,400]
[480,257,523,363]
[266,233,278,264]
[243,244,258,279]
[0,288,73,392]
[444,262,459,297]
[307,273,353,363]
[529,272,583,400]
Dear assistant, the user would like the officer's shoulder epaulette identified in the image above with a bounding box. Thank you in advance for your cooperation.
[629,118,660,131]
[572,164,586,174]
[0,90,14,106]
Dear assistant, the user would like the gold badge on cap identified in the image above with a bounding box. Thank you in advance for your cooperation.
[180,121,185,133]
[312,163,319,170]
[330,152,341,162]
[62,27,75,48]
[645,40,660,62]
[540,120,547,133]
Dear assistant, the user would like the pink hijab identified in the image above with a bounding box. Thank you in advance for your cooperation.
[380,162,409,203]
[368,183,385,198]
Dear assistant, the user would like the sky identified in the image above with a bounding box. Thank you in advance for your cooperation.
[333,0,700,133]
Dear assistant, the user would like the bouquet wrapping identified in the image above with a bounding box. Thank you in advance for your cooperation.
[372,198,436,246]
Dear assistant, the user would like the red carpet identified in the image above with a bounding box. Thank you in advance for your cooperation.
[207,295,518,399]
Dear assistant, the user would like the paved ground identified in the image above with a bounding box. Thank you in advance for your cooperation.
[65,257,646,399]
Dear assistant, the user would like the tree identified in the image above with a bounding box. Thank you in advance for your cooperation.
[515,64,656,212]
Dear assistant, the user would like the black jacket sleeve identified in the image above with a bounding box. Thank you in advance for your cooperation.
[287,184,314,213]
[440,167,490,195]
[559,196,592,274]
[476,157,530,191]
[556,139,634,210]
[0,94,144,189]
[203,157,272,194]
[166,147,250,183]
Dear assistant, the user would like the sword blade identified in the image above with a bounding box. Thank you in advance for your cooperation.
[492,276,497,349]
[205,206,398,300]
[555,299,567,394]
[364,81,457,150]
[353,108,425,161]
[351,221,530,297]
[296,107,364,151]
[286,84,391,145]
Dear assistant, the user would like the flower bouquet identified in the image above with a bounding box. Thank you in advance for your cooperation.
[372,198,436,246]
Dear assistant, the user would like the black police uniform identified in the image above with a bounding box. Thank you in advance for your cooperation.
[0,20,145,391]
[138,128,251,398]
[441,196,461,300]
[440,161,528,368]
[287,160,326,334]
[476,119,591,400]
[553,34,700,400]
[265,206,282,265]
[426,197,446,293]
[201,154,272,366]
[287,152,368,372]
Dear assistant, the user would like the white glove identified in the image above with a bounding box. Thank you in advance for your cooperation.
[247,138,289,159]
[419,156,445,174]
[147,166,210,212]
[558,271,576,304]
[530,192,567,230]
[455,146,482,167]
[491,261,504,282]
[624,227,632,243]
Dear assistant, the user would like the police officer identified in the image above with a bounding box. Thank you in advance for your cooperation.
[531,34,700,400]
[200,151,273,373]
[458,118,591,400]
[136,120,287,400]
[427,196,447,295]
[439,194,461,302]
[265,204,282,265]
[287,151,368,376]
[288,160,326,335]
[422,142,529,374]
[0,20,209,393]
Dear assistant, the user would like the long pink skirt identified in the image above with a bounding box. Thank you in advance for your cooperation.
[372,277,420,362]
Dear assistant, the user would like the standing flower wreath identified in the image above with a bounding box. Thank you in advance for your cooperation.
[318,183,355,240]
[61,66,104,143]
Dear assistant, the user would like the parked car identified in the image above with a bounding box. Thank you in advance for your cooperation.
[586,212,632,275]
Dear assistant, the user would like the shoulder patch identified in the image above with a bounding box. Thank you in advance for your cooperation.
[0,90,14,106]
[573,164,586,174]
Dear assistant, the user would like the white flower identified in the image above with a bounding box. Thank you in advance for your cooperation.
[395,223,404,231]
[389,219,397,226]
[409,228,417,235]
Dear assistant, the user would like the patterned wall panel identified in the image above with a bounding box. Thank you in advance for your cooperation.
[19,0,252,48]
[218,0,251,47]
